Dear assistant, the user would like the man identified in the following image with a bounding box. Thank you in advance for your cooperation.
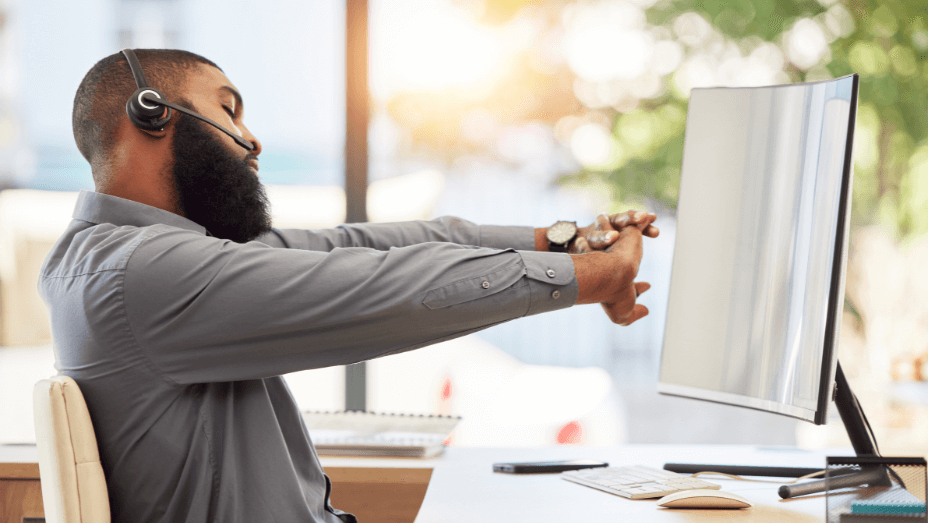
[42,49,659,523]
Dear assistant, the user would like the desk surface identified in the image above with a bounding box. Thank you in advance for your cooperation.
[2,444,840,522]
[415,445,838,523]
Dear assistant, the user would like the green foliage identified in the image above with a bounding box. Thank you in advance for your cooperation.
[391,0,928,238]
[559,96,687,211]
[847,3,928,237]
[647,0,823,40]
[592,0,928,238]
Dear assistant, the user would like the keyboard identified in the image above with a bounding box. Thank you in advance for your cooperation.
[561,465,721,500]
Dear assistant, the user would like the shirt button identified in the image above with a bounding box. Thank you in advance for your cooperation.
[546,269,556,278]
[482,281,490,289]
[552,290,561,299]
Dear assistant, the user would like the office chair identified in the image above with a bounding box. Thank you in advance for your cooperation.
[33,376,110,523]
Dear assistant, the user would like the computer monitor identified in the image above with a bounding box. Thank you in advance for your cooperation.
[658,75,861,434]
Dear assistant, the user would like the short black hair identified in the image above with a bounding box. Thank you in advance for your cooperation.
[72,49,221,188]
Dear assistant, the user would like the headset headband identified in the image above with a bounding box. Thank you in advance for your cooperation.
[120,48,255,151]
[121,49,149,88]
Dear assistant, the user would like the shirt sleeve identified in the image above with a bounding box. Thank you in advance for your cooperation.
[121,226,577,385]
[254,216,534,252]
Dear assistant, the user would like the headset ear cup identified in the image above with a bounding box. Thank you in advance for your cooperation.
[151,107,172,130]
[125,88,173,131]
[126,101,172,130]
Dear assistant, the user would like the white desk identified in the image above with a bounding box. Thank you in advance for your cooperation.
[415,446,838,523]
[2,444,841,523]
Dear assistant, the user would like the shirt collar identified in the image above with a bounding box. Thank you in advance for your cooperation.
[72,190,207,235]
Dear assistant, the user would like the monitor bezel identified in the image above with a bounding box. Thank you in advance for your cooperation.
[656,74,860,426]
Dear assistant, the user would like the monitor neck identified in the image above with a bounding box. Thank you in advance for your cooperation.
[833,361,880,457]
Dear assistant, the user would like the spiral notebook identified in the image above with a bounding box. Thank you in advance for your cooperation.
[302,410,461,458]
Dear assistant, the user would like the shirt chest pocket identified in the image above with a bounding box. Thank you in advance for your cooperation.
[423,263,525,310]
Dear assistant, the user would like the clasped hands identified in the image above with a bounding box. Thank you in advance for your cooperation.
[567,211,659,327]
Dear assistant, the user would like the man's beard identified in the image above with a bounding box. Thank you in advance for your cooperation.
[171,113,271,243]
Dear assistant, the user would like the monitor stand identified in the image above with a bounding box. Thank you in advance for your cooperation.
[663,361,883,498]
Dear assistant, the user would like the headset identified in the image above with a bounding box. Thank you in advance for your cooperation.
[120,48,255,151]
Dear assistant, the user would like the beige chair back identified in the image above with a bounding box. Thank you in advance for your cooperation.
[33,376,110,523]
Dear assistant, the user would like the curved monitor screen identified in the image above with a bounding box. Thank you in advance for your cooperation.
[658,75,858,424]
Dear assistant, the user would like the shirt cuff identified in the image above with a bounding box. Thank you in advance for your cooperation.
[517,250,578,316]
[479,225,535,251]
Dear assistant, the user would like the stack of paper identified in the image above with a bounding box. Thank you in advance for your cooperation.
[302,410,461,458]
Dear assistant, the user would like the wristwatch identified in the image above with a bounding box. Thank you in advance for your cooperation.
[546,221,578,252]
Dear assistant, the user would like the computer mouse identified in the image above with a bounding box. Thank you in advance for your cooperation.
[656,489,753,509]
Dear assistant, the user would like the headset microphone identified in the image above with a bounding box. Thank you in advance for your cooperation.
[120,49,255,151]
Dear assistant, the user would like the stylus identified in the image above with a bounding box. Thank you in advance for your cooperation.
[778,467,887,499]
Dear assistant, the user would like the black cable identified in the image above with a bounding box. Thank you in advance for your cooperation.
[851,386,880,456]
[842,388,908,489]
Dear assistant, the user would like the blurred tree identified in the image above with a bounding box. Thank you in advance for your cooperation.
[385,0,928,237]
[655,0,928,238]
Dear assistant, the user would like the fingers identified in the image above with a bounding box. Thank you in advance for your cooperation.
[609,210,637,228]
[580,211,658,252]
[584,214,618,250]
[602,301,650,326]
[610,210,653,229]
[633,214,657,234]
[569,236,592,254]
[601,280,651,325]
[611,210,659,239]
[620,304,650,326]
[586,229,619,250]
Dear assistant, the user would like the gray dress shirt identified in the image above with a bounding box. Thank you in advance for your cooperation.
[39,190,578,523]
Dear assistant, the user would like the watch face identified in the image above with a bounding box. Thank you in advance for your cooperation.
[547,221,577,244]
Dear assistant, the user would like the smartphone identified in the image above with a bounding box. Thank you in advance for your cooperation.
[492,459,608,474]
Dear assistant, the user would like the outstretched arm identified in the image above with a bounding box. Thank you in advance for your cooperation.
[257,217,534,252]
[121,227,574,385]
